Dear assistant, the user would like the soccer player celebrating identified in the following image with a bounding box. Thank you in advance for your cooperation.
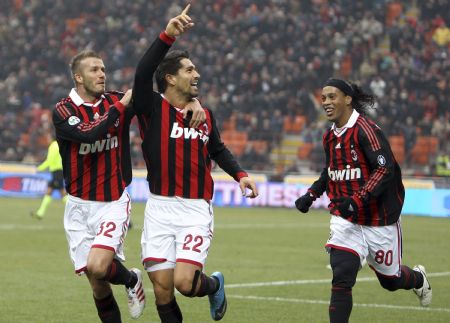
[52,49,146,321]
[52,13,205,321]
[52,49,145,321]
[133,4,258,322]
[295,78,432,323]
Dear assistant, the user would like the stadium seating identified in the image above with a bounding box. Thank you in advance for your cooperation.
[389,135,405,164]
[221,131,248,157]
[0,1,447,175]
[410,136,440,165]
[283,115,306,134]
[297,143,314,160]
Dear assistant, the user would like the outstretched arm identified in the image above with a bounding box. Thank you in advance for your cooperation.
[133,4,194,115]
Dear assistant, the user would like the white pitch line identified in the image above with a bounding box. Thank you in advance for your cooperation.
[225,271,450,289]
[226,278,330,288]
[228,294,450,313]
[215,223,328,229]
[0,224,49,230]
[0,223,328,231]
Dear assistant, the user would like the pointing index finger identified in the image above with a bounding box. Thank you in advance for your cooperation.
[181,3,191,15]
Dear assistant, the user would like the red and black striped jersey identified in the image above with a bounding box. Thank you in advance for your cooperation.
[308,110,405,226]
[52,89,134,201]
[132,32,247,200]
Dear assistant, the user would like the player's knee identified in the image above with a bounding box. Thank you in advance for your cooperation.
[332,264,358,289]
[377,275,402,292]
[330,249,359,289]
[175,270,201,297]
[174,274,196,297]
[175,280,193,297]
[86,261,109,280]
[153,283,174,303]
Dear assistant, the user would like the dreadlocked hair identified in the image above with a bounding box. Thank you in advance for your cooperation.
[349,82,376,116]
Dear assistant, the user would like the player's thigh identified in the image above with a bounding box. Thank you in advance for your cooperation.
[87,246,116,274]
[364,221,402,276]
[148,268,175,303]
[326,215,368,264]
[174,197,213,265]
[142,195,213,270]
[64,198,86,233]
[91,192,131,257]
[141,200,177,269]
[175,225,212,269]
[64,198,90,272]
[149,268,175,290]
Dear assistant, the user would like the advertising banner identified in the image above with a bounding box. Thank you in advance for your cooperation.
[0,172,448,217]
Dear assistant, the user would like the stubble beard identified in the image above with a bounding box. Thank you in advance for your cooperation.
[85,83,105,99]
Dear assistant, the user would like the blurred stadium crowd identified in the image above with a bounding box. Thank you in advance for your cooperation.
[0,0,449,176]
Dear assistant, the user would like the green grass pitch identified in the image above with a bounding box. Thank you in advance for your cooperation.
[1,197,449,322]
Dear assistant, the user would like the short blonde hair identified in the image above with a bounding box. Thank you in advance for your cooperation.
[69,50,102,77]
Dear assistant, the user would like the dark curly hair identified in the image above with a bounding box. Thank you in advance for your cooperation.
[155,50,190,93]
[349,82,376,116]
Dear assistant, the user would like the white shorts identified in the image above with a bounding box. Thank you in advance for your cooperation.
[64,191,131,274]
[141,193,214,272]
[325,215,402,277]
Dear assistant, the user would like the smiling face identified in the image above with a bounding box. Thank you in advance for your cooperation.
[321,86,353,128]
[170,58,200,100]
[74,57,106,101]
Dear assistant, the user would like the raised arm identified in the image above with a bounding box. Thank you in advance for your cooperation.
[133,4,194,115]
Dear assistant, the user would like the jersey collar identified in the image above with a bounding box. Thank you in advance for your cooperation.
[69,88,105,107]
[331,109,360,137]
[160,93,184,112]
